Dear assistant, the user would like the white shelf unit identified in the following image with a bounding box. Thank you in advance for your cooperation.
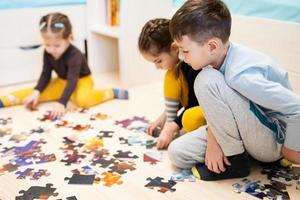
[86,0,176,86]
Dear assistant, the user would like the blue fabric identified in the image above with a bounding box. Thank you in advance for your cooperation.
[219,42,300,151]
[172,0,300,23]
[0,0,86,10]
[223,0,300,23]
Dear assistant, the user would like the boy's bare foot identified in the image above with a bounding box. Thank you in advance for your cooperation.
[281,145,300,164]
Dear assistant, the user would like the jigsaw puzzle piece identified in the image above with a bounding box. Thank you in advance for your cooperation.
[15,168,34,179]
[61,151,86,166]
[9,133,29,143]
[145,176,176,193]
[0,117,12,125]
[113,150,139,162]
[101,172,123,187]
[0,128,12,137]
[98,130,114,138]
[143,151,162,165]
[34,153,56,164]
[16,183,58,200]
[170,169,196,182]
[90,113,110,120]
[108,162,136,174]
[31,169,50,180]
[91,157,116,168]
[64,174,99,185]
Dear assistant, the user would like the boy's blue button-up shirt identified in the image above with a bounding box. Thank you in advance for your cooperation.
[219,42,300,151]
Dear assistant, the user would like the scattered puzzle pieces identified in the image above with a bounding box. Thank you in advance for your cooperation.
[115,116,149,133]
[38,112,56,122]
[0,117,12,125]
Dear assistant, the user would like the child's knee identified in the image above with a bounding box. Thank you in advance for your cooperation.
[168,140,191,169]
[182,107,206,132]
[73,94,90,108]
[194,67,225,100]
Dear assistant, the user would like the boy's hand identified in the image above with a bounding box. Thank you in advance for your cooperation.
[156,122,179,149]
[281,145,300,164]
[147,112,166,136]
[50,102,66,120]
[23,90,40,110]
[205,127,231,173]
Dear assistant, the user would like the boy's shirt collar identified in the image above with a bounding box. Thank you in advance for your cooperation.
[219,42,233,74]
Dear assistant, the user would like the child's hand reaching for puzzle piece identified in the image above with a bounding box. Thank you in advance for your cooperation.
[147,111,166,136]
[156,122,179,149]
[23,90,40,110]
[50,102,66,120]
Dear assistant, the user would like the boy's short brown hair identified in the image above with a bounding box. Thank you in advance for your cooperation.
[170,0,231,44]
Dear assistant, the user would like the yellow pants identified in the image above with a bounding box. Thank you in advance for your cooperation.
[0,75,114,108]
[164,69,206,132]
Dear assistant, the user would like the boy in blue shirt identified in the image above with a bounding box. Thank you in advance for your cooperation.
[168,0,300,180]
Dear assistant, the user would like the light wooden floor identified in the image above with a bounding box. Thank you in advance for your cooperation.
[0,73,299,200]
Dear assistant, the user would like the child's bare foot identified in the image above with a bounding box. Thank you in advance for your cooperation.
[281,145,300,164]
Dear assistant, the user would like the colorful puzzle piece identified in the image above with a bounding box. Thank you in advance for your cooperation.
[0,128,12,137]
[15,183,58,200]
[90,113,110,120]
[83,137,104,151]
[113,150,139,162]
[145,176,177,193]
[91,157,116,168]
[0,117,12,125]
[170,169,196,182]
[30,127,48,134]
[34,153,56,164]
[65,174,100,185]
[98,130,114,138]
[15,168,34,179]
[108,162,136,174]
[9,133,29,143]
[101,172,123,187]
[61,151,86,166]
[143,151,162,165]
[38,112,56,122]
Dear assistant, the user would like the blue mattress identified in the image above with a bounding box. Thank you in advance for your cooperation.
[0,0,86,10]
[172,0,300,23]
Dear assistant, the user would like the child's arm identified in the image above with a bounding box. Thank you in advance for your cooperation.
[50,56,81,119]
[34,55,52,94]
[24,54,52,109]
[156,121,179,149]
[58,56,82,107]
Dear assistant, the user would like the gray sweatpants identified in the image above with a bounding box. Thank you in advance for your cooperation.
[168,67,282,169]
